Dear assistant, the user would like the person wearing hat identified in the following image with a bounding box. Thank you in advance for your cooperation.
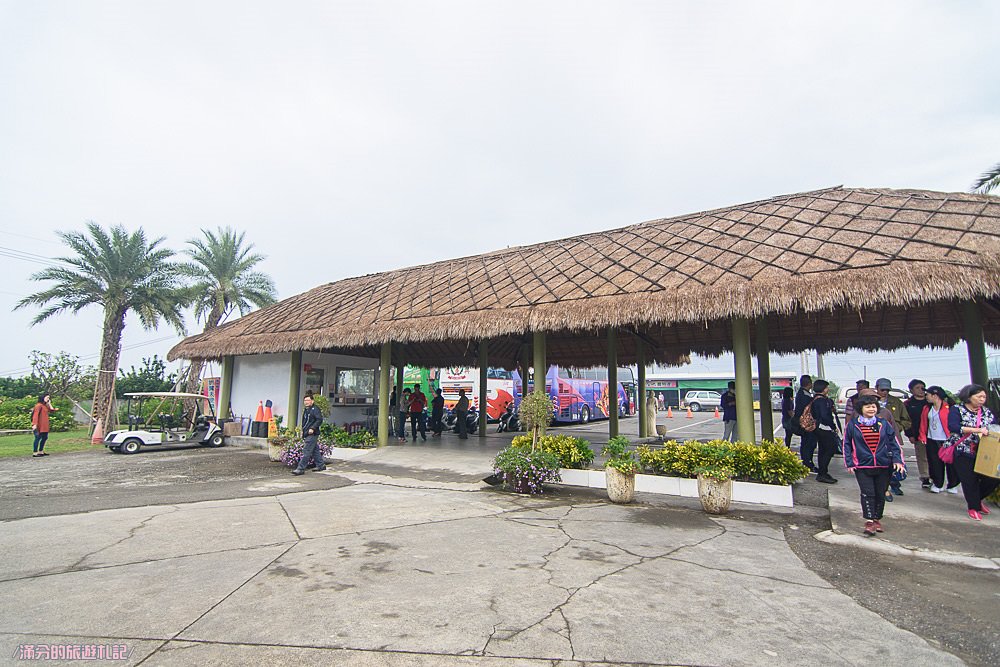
[875,378,910,497]
[903,379,931,488]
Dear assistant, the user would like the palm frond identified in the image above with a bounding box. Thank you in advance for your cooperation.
[972,162,1000,195]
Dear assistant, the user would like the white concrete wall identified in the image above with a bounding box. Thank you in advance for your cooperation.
[229,350,382,428]
[300,351,380,426]
[231,353,292,422]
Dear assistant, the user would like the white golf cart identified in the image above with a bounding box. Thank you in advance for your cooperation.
[105,392,225,454]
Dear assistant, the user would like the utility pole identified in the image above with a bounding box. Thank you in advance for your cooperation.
[816,352,826,379]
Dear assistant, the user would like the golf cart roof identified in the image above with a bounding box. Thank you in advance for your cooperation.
[124,392,212,400]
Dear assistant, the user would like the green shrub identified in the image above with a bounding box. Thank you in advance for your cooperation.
[510,433,594,469]
[0,396,76,432]
[602,435,639,475]
[637,439,808,486]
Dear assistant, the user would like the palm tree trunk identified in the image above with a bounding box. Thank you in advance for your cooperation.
[92,308,126,433]
[184,307,224,414]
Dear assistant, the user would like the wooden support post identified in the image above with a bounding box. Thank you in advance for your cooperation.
[520,344,531,401]
[963,300,990,387]
[533,331,547,436]
[608,328,619,438]
[637,341,647,438]
[218,356,234,420]
[287,351,302,429]
[378,342,391,447]
[479,342,488,438]
[755,320,773,442]
[732,318,756,444]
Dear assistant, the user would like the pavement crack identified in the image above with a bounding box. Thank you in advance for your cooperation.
[66,506,180,571]
[662,554,833,589]
[276,497,303,541]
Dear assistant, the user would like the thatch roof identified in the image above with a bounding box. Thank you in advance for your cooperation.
[169,186,1000,367]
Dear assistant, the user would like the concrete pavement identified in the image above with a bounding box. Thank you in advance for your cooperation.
[0,456,968,666]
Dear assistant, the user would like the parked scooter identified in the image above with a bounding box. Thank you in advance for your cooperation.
[497,402,519,433]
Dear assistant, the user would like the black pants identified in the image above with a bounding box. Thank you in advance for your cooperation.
[925,439,958,489]
[855,468,891,520]
[815,429,837,476]
[953,455,1000,511]
[296,435,325,472]
[456,410,468,439]
[800,431,817,467]
[410,412,426,440]
[431,409,443,434]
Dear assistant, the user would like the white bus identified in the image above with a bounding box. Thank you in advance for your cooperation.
[438,367,515,421]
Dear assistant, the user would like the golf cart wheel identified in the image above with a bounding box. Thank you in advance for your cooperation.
[122,438,142,455]
[209,433,224,447]
[580,405,590,423]
[688,402,702,412]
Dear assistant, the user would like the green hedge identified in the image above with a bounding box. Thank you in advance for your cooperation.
[637,439,810,486]
[0,396,76,432]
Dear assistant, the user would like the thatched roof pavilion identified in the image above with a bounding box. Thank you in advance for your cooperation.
[170,186,1000,368]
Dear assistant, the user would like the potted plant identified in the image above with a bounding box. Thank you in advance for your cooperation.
[694,446,735,514]
[267,433,291,462]
[602,435,639,504]
[492,446,561,494]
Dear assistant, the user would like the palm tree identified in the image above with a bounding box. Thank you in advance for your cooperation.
[179,227,277,398]
[16,223,186,431]
[972,162,1000,194]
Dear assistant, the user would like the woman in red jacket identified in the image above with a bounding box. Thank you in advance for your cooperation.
[917,386,959,494]
[31,393,58,457]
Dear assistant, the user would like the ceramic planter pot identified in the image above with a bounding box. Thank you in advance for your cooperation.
[267,441,283,462]
[697,474,732,515]
[606,467,636,504]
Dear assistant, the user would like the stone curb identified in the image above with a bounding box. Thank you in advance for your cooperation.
[813,529,1000,570]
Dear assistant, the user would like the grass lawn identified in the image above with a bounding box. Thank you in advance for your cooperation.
[0,427,98,458]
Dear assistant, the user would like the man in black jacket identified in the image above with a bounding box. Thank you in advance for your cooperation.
[810,379,841,484]
[793,375,817,472]
[292,391,325,475]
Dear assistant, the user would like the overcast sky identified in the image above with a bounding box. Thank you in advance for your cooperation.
[2,0,999,390]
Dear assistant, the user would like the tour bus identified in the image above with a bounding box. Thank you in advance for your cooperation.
[437,367,515,421]
[513,366,634,424]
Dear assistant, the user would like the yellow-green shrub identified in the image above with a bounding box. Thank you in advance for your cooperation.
[638,439,809,486]
[511,433,595,469]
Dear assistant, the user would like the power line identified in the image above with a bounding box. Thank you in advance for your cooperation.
[0,335,181,377]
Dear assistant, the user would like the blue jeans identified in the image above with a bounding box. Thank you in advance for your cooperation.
[396,412,408,439]
[33,431,48,452]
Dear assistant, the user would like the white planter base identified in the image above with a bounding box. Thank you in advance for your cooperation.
[555,470,793,507]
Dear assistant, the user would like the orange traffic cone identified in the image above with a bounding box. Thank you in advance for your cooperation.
[255,401,265,422]
[91,418,104,445]
[713,407,721,419]
[686,407,693,419]
[667,406,674,419]
[263,401,273,422]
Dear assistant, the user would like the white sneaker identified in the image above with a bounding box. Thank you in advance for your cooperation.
[930,485,943,494]
[946,486,959,494]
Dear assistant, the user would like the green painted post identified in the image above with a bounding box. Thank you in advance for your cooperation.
[395,363,405,400]
[287,351,302,429]
[963,300,990,387]
[755,320,773,442]
[378,343,391,447]
[608,328,619,438]
[533,331,547,436]
[479,342,488,438]
[218,356,234,420]
[732,318,756,444]
[637,341,647,439]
